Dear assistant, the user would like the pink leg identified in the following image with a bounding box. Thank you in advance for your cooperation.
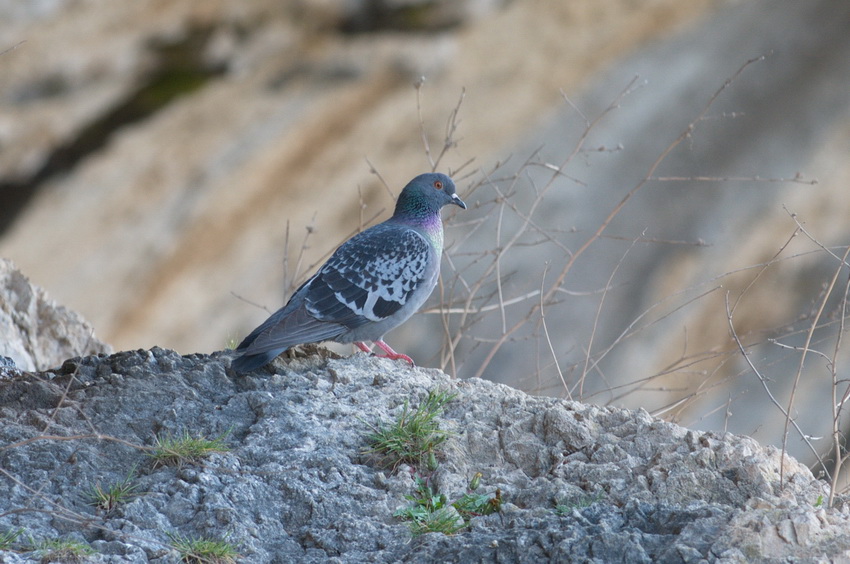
[355,342,373,353]
[374,340,414,366]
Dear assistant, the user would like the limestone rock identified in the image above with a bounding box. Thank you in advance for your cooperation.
[3,0,850,479]
[0,348,847,562]
[0,258,111,371]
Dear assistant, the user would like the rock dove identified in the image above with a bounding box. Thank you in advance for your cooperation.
[231,172,466,373]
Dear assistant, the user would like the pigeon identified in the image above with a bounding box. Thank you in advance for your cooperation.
[231,172,466,373]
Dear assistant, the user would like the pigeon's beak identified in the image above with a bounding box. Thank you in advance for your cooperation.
[451,193,467,210]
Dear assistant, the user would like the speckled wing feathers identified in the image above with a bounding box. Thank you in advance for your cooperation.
[306,223,431,325]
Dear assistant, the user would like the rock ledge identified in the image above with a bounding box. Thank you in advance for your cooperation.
[0,347,848,563]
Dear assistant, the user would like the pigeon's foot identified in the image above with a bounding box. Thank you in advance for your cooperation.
[355,341,414,366]
[374,340,415,365]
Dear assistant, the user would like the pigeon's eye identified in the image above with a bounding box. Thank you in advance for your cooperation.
[434,180,443,190]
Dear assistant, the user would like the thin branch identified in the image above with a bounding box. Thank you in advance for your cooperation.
[725,292,828,483]
[365,157,395,200]
[652,175,817,185]
[830,251,850,507]
[0,40,25,57]
[580,231,641,398]
[540,262,570,399]
[472,75,644,379]
[475,56,766,380]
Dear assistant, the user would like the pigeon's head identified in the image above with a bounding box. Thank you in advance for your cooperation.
[394,173,466,219]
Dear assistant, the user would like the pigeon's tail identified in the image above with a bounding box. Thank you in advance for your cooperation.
[230,311,289,373]
[231,349,279,374]
[230,300,348,374]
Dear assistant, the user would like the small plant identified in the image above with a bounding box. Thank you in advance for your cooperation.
[365,389,456,469]
[554,493,603,516]
[366,388,498,536]
[32,538,95,563]
[86,465,141,511]
[168,532,240,564]
[453,489,503,518]
[0,528,21,550]
[149,430,230,468]
[394,472,502,536]
[408,506,467,536]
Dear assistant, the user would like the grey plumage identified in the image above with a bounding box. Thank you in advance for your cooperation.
[232,172,466,373]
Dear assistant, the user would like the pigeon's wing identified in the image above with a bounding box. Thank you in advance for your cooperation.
[304,223,433,326]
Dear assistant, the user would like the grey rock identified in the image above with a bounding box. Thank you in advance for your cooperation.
[0,347,848,562]
[0,258,111,371]
[3,0,847,479]
[0,355,18,380]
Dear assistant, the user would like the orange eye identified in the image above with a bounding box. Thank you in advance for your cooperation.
[434,180,443,190]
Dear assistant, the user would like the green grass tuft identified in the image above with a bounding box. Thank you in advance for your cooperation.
[32,538,96,563]
[408,506,467,536]
[149,429,230,468]
[86,465,141,511]
[0,528,21,550]
[168,532,240,564]
[365,389,456,469]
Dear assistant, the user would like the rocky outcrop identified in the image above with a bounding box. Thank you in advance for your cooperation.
[0,261,847,562]
[3,1,850,460]
[0,258,110,372]
[0,347,848,563]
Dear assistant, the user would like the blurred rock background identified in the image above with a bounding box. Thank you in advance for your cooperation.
[2,0,850,472]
